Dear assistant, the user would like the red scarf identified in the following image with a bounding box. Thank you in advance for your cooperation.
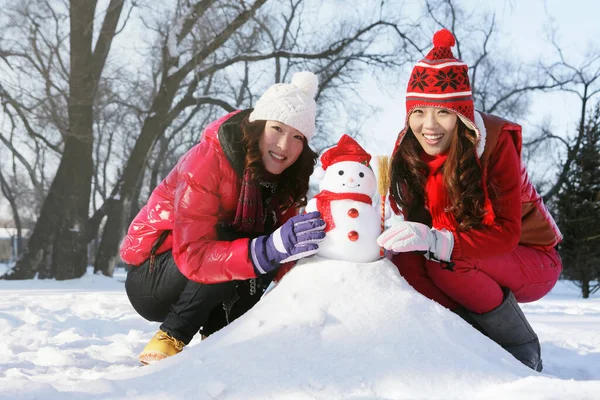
[422,153,495,232]
[232,169,279,233]
[313,190,372,232]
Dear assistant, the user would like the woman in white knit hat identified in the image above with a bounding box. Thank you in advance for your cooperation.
[119,72,326,364]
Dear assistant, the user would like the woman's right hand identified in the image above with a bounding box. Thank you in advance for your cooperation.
[377,221,454,262]
[249,211,326,275]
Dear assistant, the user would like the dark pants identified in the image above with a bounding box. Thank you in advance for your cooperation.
[125,250,274,344]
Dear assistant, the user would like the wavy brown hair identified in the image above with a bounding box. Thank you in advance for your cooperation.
[240,118,318,211]
[389,119,488,231]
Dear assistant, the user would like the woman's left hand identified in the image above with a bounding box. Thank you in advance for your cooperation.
[377,221,454,262]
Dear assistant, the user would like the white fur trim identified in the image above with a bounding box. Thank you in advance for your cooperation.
[474,111,486,158]
[406,91,472,99]
[414,61,468,69]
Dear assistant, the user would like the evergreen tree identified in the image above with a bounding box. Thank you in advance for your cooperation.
[555,104,600,298]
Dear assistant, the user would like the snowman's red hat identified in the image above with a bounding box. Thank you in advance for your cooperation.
[320,134,371,170]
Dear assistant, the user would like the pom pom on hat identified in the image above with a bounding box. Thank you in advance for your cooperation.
[249,71,318,141]
[292,71,318,99]
[432,28,456,48]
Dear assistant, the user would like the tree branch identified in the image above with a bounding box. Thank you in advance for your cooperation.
[176,0,219,45]
[171,0,269,82]
[0,84,62,153]
[91,0,125,85]
[487,82,565,114]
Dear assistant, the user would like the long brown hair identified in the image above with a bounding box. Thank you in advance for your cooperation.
[240,118,318,210]
[390,119,488,231]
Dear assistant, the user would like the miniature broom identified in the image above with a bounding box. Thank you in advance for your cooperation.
[376,155,391,257]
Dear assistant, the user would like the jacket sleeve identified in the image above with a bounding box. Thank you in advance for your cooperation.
[171,140,257,284]
[450,131,522,260]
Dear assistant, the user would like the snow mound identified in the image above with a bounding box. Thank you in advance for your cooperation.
[112,257,535,399]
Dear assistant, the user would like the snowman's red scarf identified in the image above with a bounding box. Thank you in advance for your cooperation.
[313,190,373,232]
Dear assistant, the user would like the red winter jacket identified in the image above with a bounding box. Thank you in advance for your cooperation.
[391,111,562,261]
[119,110,296,283]
[451,112,562,258]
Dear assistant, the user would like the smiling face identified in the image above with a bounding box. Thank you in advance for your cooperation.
[408,107,458,156]
[259,120,306,175]
[320,161,376,196]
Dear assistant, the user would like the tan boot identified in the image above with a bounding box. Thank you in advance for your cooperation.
[138,330,185,365]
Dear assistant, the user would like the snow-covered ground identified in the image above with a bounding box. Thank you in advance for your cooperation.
[0,258,598,400]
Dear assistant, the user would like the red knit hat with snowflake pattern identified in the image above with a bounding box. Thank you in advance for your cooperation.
[394,28,479,154]
[390,29,495,226]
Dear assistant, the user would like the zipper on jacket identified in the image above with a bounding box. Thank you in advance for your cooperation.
[149,230,170,273]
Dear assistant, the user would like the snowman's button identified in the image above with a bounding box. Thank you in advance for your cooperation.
[347,208,359,218]
[348,231,359,242]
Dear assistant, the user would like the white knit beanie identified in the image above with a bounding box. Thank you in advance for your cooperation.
[249,71,318,141]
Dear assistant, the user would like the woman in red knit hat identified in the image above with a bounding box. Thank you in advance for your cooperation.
[377,29,562,372]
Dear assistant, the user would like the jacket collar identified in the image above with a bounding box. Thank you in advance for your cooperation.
[218,109,253,177]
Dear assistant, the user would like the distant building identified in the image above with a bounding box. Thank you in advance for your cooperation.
[0,228,30,263]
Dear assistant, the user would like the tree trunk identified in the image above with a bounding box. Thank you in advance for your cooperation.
[0,168,23,260]
[94,203,124,277]
[582,279,590,299]
[14,234,22,260]
[149,134,170,191]
[49,134,94,280]
[93,88,176,276]
[94,160,145,276]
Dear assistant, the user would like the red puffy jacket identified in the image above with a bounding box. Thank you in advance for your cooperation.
[390,111,562,259]
[119,110,296,283]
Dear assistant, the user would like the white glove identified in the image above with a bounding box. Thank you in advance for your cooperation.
[377,221,454,262]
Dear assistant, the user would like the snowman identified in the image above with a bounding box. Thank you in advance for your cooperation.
[306,134,381,263]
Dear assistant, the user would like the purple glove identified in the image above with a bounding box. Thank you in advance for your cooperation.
[250,211,326,275]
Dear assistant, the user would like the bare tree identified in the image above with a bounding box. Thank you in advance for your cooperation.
[2,0,127,280]
[0,108,47,260]
[0,166,23,258]
[0,76,54,212]
[534,44,600,202]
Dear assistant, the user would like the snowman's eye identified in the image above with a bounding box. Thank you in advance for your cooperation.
[359,172,364,178]
[338,170,344,175]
